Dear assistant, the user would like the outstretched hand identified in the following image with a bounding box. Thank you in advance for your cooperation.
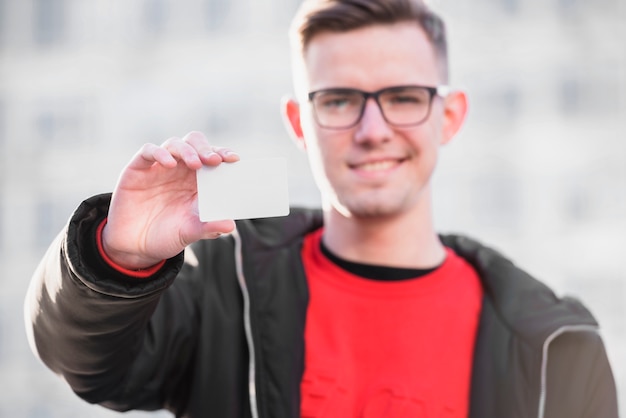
[102,132,239,270]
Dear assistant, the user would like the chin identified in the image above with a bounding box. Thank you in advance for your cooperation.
[329,185,421,220]
[337,198,405,220]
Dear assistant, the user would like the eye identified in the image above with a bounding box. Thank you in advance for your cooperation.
[316,92,361,110]
[390,94,421,104]
[384,88,429,106]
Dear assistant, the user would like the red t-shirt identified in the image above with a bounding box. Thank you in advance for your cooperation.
[300,228,483,418]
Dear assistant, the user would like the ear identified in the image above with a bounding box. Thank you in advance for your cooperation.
[440,90,468,145]
[281,96,306,150]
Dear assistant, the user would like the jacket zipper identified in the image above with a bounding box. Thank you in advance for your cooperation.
[233,227,600,418]
[537,324,599,418]
[232,228,260,418]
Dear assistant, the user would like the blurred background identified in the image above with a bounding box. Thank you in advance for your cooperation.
[0,0,624,416]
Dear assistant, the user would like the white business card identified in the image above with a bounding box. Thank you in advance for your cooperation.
[196,157,290,221]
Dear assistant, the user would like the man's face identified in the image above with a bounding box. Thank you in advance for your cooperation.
[289,22,459,220]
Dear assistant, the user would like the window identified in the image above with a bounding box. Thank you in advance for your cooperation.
[562,182,589,221]
[0,99,5,148]
[34,0,65,46]
[471,167,522,230]
[471,82,522,130]
[501,0,519,15]
[558,0,581,17]
[0,201,3,255]
[500,85,521,120]
[206,0,230,31]
[0,0,5,47]
[559,78,580,115]
[144,0,167,35]
[35,200,55,249]
[35,198,74,249]
[35,98,90,146]
[558,70,620,117]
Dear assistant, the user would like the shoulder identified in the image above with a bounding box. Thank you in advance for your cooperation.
[441,234,599,345]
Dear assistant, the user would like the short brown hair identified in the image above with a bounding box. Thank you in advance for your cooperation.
[290,0,449,81]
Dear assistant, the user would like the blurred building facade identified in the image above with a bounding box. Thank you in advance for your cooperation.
[0,0,624,416]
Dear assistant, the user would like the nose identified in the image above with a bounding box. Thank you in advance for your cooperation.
[353,98,394,145]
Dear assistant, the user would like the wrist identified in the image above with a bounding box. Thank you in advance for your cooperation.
[97,219,165,278]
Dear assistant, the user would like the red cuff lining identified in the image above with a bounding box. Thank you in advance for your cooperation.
[96,218,166,278]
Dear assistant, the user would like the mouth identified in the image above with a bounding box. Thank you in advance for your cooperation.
[350,158,406,173]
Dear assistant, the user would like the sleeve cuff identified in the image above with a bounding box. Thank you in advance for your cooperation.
[96,218,166,279]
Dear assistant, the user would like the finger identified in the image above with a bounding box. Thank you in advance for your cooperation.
[182,219,236,244]
[213,147,240,163]
[181,132,239,165]
[181,131,225,166]
[162,137,203,169]
[202,219,236,237]
[128,143,177,170]
[196,147,240,166]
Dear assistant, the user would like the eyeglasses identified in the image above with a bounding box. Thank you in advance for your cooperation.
[308,85,450,129]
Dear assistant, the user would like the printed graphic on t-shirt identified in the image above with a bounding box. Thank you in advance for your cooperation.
[301,366,459,417]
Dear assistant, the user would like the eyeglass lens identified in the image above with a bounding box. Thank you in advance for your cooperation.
[312,86,433,128]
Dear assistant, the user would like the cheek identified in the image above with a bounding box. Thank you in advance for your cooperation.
[405,129,442,174]
[303,132,330,174]
[306,125,346,159]
[307,138,350,192]
[419,136,441,166]
[411,123,443,153]
[308,138,337,174]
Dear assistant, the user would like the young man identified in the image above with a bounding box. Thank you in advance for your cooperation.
[25,0,618,417]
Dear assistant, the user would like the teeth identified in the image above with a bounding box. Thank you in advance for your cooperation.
[358,160,397,171]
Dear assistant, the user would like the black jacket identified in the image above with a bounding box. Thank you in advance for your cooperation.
[25,194,618,417]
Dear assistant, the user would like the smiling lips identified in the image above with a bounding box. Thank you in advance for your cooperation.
[350,158,406,173]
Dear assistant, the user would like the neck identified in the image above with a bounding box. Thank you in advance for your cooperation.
[322,193,445,269]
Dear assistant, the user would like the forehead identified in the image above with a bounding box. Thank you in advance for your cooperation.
[301,22,440,92]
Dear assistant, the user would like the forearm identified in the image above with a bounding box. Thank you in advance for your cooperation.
[25,194,184,405]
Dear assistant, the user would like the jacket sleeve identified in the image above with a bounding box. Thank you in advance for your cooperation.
[545,329,619,418]
[24,193,198,413]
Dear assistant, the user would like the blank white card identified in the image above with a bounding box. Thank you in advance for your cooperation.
[196,157,290,221]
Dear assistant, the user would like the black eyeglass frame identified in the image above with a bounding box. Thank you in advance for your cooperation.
[307,84,450,129]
